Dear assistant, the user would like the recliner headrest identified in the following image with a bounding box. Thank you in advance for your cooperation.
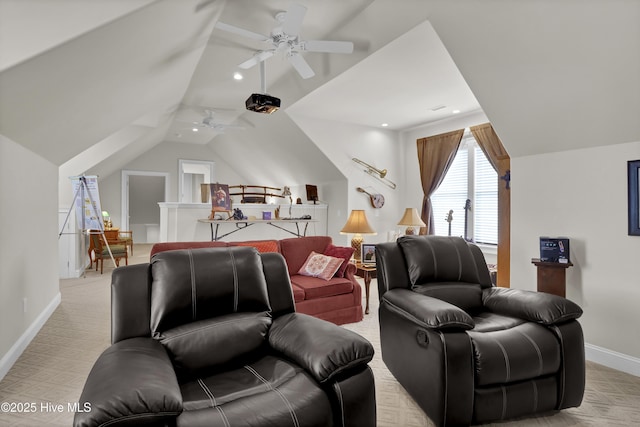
[149,246,271,334]
[397,236,491,287]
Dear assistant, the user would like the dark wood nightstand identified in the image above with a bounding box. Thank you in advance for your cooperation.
[354,262,376,314]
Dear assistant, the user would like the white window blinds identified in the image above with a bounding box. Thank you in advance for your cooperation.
[431,136,498,244]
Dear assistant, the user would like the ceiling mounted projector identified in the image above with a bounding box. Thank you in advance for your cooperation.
[245,93,280,114]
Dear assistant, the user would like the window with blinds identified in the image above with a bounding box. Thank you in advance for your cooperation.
[431,135,498,244]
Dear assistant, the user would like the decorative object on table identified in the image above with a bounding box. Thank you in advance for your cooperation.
[340,209,376,261]
[200,183,211,203]
[296,197,302,204]
[352,157,397,189]
[356,187,384,208]
[306,184,318,204]
[361,243,376,265]
[262,211,272,220]
[282,186,293,216]
[210,183,231,212]
[232,208,246,221]
[628,159,640,236]
[229,185,283,203]
[397,207,426,235]
[101,211,112,229]
[539,237,570,263]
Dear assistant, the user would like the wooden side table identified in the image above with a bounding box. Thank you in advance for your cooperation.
[354,262,376,314]
[531,258,573,297]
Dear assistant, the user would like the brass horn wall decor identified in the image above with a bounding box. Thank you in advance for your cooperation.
[352,158,397,189]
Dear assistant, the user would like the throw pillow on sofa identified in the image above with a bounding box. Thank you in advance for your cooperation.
[323,244,355,278]
[298,251,343,281]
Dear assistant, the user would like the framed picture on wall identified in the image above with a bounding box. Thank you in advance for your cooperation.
[628,160,640,236]
[211,183,231,212]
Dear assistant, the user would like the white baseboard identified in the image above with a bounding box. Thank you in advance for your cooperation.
[0,292,61,381]
[585,343,640,377]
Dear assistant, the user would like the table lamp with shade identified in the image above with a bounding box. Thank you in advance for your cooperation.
[340,210,376,261]
[397,207,426,235]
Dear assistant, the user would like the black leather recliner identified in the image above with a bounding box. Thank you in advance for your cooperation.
[375,236,584,426]
[74,247,376,427]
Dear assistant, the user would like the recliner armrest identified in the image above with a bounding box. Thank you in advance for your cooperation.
[74,337,182,427]
[483,287,583,325]
[382,288,475,330]
[268,313,374,384]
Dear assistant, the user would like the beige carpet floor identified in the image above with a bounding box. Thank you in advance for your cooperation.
[1,244,639,426]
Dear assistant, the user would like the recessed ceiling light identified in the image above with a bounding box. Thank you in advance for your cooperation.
[452,109,461,114]
[381,123,389,127]
[233,72,243,80]
[192,128,199,132]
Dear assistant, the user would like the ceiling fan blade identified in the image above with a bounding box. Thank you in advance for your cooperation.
[215,21,270,42]
[303,40,354,54]
[238,50,275,69]
[288,53,315,79]
[282,3,307,36]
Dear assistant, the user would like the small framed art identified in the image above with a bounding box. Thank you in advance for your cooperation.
[361,243,376,265]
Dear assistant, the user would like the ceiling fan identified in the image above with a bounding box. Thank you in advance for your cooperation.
[182,110,245,133]
[214,2,354,79]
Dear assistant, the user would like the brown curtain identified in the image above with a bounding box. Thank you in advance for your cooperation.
[416,129,464,234]
[470,123,511,287]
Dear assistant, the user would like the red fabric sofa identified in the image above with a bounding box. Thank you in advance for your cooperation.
[150,236,364,325]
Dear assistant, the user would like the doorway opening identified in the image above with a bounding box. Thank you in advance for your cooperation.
[121,170,169,244]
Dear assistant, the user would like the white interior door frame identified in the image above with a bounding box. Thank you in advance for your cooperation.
[121,170,169,232]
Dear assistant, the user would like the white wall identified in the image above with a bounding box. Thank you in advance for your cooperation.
[289,115,404,245]
[0,135,60,379]
[512,140,640,361]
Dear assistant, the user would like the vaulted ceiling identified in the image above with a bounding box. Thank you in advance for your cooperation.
[1,0,638,189]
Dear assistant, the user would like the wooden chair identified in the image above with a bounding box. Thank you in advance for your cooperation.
[118,230,133,255]
[88,231,128,274]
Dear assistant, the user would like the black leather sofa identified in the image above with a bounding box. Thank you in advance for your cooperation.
[74,247,376,427]
[375,236,585,426]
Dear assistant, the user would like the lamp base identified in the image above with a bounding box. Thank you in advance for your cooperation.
[405,226,416,235]
[351,235,363,261]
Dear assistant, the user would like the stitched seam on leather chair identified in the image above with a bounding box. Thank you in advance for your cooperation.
[197,378,217,407]
[161,317,258,342]
[514,328,544,377]
[424,239,438,278]
[453,243,462,281]
[229,249,238,312]
[551,325,566,408]
[215,406,231,427]
[383,298,472,329]
[493,338,511,383]
[188,250,197,320]
[333,382,345,427]
[244,365,301,427]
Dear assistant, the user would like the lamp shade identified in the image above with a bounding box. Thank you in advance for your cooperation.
[397,208,426,227]
[340,210,376,235]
